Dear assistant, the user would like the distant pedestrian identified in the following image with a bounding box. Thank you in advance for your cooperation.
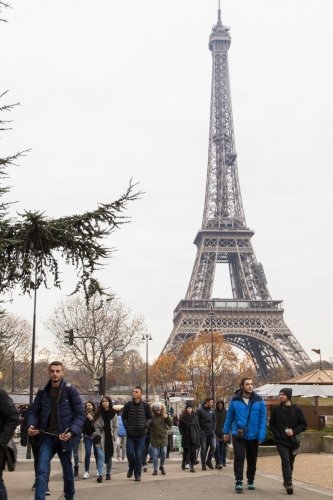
[148,402,172,476]
[214,399,227,469]
[82,401,98,479]
[0,388,20,500]
[223,377,266,493]
[122,386,152,481]
[92,396,118,483]
[26,361,85,500]
[269,388,307,495]
[196,397,216,470]
[179,401,201,473]
[116,409,127,462]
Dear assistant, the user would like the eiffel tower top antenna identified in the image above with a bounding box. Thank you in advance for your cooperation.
[217,0,222,24]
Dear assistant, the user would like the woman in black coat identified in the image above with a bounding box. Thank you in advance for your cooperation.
[178,402,201,473]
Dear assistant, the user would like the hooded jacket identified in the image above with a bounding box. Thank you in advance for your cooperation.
[223,389,267,442]
[148,403,172,447]
[26,378,85,451]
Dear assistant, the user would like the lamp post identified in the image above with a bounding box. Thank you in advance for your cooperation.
[208,301,216,401]
[311,348,322,369]
[142,333,152,401]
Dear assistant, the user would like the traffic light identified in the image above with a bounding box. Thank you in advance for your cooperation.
[94,376,103,395]
[64,329,74,346]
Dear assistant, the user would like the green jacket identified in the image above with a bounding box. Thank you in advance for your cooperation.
[148,404,172,447]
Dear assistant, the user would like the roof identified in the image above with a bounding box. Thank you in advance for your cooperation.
[283,367,333,385]
[256,383,333,398]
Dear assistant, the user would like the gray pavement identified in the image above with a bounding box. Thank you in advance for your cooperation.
[3,452,333,500]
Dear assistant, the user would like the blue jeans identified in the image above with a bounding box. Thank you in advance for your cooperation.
[83,436,98,472]
[96,447,112,476]
[0,478,7,500]
[200,431,216,465]
[126,435,146,477]
[35,436,74,500]
[151,445,166,470]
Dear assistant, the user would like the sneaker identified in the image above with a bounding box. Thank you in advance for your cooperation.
[134,475,141,481]
[152,470,157,476]
[185,464,189,469]
[97,475,103,483]
[82,471,90,479]
[122,458,126,463]
[143,465,148,472]
[106,473,111,480]
[127,468,134,478]
[114,458,119,462]
[235,480,243,493]
[31,483,36,491]
[190,466,195,473]
[159,466,166,475]
[202,465,207,471]
[45,488,51,496]
[247,481,255,490]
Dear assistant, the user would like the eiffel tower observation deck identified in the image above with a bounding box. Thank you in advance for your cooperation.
[162,6,311,379]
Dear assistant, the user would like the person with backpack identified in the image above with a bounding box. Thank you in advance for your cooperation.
[26,361,85,500]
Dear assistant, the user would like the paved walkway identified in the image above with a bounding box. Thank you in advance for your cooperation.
[3,453,333,499]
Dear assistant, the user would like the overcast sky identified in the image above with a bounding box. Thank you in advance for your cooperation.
[2,0,333,366]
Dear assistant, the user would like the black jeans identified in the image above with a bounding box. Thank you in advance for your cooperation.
[276,443,296,484]
[200,431,216,464]
[183,446,197,466]
[232,437,258,482]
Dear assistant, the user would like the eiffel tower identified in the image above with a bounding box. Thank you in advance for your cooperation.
[162,7,311,379]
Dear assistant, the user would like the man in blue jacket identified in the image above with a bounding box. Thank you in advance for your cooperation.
[223,377,266,493]
[27,361,85,500]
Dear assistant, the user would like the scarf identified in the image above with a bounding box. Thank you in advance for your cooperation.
[101,408,116,462]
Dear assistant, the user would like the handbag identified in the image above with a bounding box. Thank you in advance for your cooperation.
[4,438,17,471]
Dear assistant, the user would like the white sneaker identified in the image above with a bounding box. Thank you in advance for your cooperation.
[122,459,126,463]
[83,471,90,479]
[114,458,119,462]
[185,464,189,469]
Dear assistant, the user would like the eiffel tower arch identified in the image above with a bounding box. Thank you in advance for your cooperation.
[162,7,311,380]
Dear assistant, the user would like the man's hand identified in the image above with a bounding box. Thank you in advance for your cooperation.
[59,430,72,441]
[27,425,39,437]
[223,433,230,442]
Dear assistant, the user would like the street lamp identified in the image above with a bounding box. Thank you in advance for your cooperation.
[142,333,152,400]
[311,348,322,369]
[208,301,216,401]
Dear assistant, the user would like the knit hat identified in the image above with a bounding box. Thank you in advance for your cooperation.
[279,388,292,401]
[185,401,194,408]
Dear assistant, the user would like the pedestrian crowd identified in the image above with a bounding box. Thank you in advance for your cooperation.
[0,364,308,499]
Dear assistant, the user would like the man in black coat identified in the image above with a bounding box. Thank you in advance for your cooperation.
[269,387,307,495]
[122,386,152,482]
[0,388,20,500]
[196,397,216,470]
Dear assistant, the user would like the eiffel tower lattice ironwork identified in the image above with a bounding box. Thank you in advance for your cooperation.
[162,7,311,379]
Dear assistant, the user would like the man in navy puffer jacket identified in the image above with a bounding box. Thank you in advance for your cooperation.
[27,361,85,500]
[223,378,266,493]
